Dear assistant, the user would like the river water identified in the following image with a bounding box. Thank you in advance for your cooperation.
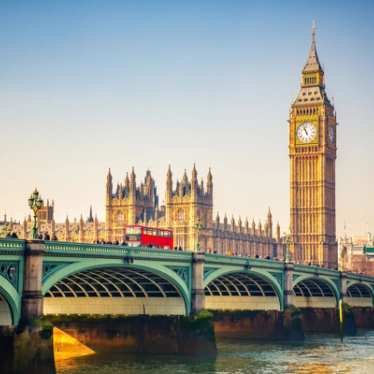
[57,331,374,374]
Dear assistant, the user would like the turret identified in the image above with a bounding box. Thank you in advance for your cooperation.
[223,214,228,230]
[191,164,198,194]
[276,222,281,241]
[238,217,242,233]
[106,168,113,203]
[87,205,94,223]
[231,216,235,232]
[130,167,136,196]
[215,212,220,229]
[124,172,130,189]
[166,165,173,201]
[252,219,256,235]
[245,218,249,234]
[207,168,213,195]
[267,208,273,237]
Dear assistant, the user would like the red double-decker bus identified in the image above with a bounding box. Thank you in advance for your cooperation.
[125,225,173,249]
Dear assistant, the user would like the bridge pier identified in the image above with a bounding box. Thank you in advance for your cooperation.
[21,241,44,322]
[339,273,348,303]
[283,263,294,309]
[191,253,205,313]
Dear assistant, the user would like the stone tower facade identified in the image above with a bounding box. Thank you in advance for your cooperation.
[289,25,338,268]
[165,165,213,250]
[105,168,159,242]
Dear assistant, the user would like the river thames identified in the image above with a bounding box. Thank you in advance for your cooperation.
[56,331,374,374]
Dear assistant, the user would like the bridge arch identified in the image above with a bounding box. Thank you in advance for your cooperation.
[345,282,374,308]
[292,276,340,308]
[42,259,190,316]
[204,269,283,311]
[0,277,20,326]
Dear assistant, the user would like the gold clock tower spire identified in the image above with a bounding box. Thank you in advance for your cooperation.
[289,23,338,268]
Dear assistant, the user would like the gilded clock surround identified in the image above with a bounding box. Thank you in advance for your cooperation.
[289,25,338,268]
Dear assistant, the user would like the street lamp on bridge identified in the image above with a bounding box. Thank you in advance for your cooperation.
[28,189,43,240]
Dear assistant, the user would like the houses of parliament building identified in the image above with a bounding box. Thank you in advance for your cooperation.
[9,165,281,258]
[2,25,338,267]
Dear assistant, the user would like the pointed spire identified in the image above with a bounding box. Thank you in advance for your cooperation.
[166,165,173,197]
[192,163,197,179]
[207,167,213,195]
[276,221,281,241]
[238,216,242,232]
[130,167,136,181]
[182,169,188,184]
[200,178,204,193]
[87,205,94,223]
[267,207,272,219]
[223,213,228,230]
[125,172,130,188]
[231,216,235,232]
[130,167,136,195]
[303,20,323,73]
[106,168,113,201]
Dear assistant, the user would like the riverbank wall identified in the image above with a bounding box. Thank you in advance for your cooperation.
[211,306,374,338]
[0,325,55,374]
[46,312,216,356]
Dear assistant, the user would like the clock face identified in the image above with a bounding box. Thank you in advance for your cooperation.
[328,126,335,144]
[297,122,317,143]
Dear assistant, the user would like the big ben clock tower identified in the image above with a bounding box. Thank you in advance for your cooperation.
[289,24,338,268]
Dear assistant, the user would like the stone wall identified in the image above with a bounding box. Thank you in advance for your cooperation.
[46,314,216,356]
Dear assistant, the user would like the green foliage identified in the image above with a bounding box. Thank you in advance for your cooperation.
[192,310,213,321]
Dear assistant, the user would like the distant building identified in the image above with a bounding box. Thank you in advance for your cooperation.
[339,234,374,275]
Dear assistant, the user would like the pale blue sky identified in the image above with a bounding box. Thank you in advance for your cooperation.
[0,1,373,237]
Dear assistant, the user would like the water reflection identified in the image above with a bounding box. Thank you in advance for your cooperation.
[56,331,374,374]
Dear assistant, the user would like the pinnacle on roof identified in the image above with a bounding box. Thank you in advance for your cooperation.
[303,20,323,73]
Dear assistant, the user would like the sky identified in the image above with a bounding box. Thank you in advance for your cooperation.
[0,0,373,238]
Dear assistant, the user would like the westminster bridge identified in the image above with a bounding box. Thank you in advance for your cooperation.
[0,239,374,326]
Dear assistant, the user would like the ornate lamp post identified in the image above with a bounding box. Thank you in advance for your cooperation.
[28,189,43,239]
[195,219,204,252]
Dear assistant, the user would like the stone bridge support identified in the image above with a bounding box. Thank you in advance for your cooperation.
[191,252,205,313]
[21,241,44,322]
[339,273,348,303]
[284,263,294,309]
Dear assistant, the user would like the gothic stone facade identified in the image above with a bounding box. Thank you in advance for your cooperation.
[105,166,281,256]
